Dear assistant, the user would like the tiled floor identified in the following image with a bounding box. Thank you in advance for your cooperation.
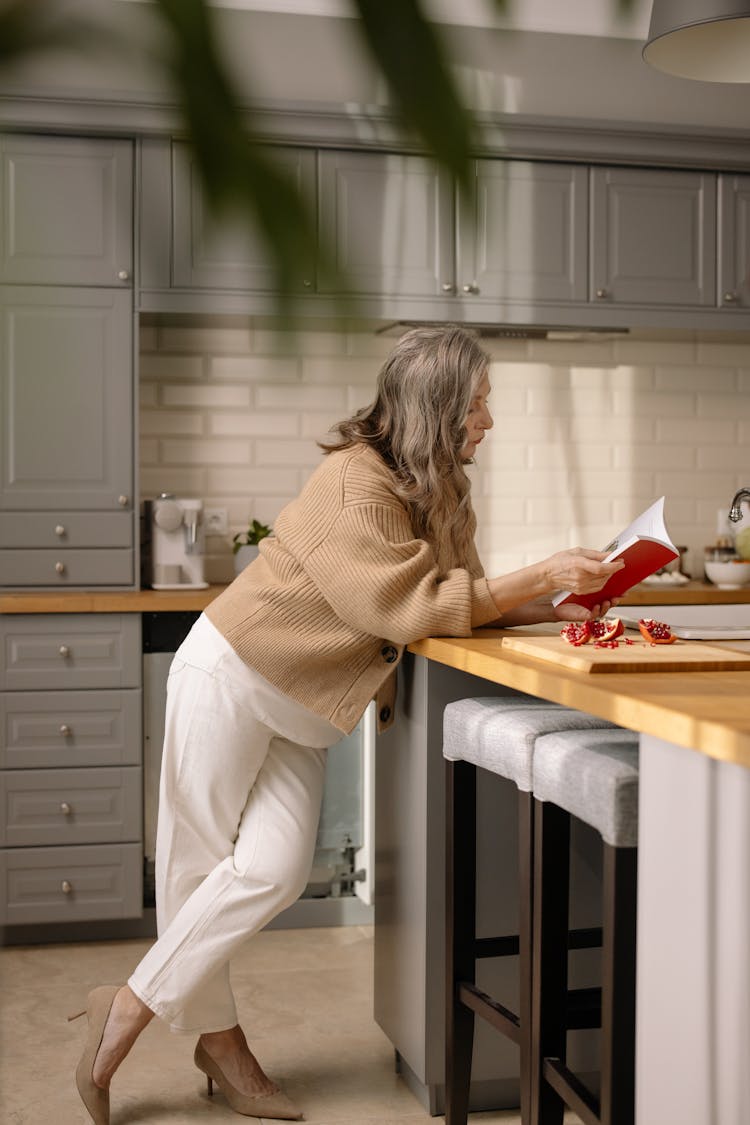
[0,924,581,1124]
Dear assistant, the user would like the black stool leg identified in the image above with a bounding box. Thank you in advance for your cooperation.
[600,844,637,1125]
[445,758,477,1125]
[531,799,570,1125]
[518,789,534,1124]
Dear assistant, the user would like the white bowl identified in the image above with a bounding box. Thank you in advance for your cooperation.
[704,559,750,588]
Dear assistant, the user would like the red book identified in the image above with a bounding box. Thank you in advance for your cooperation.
[552,497,679,611]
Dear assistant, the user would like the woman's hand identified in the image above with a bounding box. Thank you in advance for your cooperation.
[541,548,625,597]
[553,597,621,623]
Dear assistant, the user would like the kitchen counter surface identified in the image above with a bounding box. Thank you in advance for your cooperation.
[1,580,749,615]
[409,628,750,768]
[0,586,228,614]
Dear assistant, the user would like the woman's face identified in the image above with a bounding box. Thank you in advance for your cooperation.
[460,371,493,460]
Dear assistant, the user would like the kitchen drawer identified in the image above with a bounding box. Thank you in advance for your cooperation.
[0,842,143,925]
[0,689,141,769]
[0,766,142,847]
[0,511,133,549]
[0,548,133,587]
[0,614,141,691]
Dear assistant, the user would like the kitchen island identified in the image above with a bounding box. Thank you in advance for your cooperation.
[374,626,750,1125]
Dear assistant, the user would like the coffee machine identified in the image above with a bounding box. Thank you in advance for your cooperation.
[145,494,208,589]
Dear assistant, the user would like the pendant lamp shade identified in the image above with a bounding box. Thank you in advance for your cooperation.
[643,0,750,81]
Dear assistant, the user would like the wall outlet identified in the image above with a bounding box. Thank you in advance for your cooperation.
[204,507,229,535]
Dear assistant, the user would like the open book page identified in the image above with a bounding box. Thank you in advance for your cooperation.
[599,496,675,557]
[552,496,679,609]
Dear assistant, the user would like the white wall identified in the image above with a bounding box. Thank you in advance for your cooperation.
[139,324,750,584]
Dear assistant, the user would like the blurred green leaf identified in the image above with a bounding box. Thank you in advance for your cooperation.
[0,0,107,67]
[352,0,476,192]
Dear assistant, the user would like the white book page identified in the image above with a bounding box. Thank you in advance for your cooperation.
[600,496,673,557]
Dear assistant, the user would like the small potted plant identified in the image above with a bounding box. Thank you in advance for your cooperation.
[232,518,272,574]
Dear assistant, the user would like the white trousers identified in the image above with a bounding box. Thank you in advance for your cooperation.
[128,618,330,1034]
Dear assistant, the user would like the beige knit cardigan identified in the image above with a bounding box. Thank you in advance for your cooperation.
[206,443,499,734]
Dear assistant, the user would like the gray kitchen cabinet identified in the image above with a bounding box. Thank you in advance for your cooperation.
[0,285,134,586]
[0,614,143,928]
[0,132,135,590]
[317,149,454,297]
[718,173,750,310]
[171,141,317,291]
[0,134,133,287]
[456,159,589,306]
[590,166,717,307]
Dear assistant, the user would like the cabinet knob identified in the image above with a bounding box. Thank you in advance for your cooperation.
[55,561,66,575]
[117,495,129,508]
[60,801,72,816]
[59,724,71,737]
[58,644,70,658]
[54,524,66,537]
[302,279,312,288]
[595,287,610,299]
[61,880,73,894]
[442,282,456,294]
[462,283,480,295]
[117,269,130,281]
[723,291,738,303]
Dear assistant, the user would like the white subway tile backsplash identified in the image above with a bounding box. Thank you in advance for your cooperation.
[139,354,204,380]
[256,384,348,410]
[209,412,298,437]
[140,411,204,435]
[162,383,250,408]
[161,438,250,464]
[210,355,300,382]
[139,329,749,574]
[158,326,253,353]
[656,417,737,444]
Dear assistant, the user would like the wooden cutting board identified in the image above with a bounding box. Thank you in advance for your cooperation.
[501,633,750,673]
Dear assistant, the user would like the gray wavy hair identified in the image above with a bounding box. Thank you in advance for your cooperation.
[320,325,490,564]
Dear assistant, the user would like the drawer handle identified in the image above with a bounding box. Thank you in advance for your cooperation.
[61,880,73,894]
[55,561,66,575]
[59,723,72,737]
[55,524,66,537]
[58,645,70,658]
[60,801,72,816]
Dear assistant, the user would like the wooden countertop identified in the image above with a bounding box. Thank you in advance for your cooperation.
[409,629,750,769]
[1,580,749,615]
[0,586,227,614]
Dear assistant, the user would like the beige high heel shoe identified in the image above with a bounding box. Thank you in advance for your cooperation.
[194,1040,304,1120]
[68,984,121,1125]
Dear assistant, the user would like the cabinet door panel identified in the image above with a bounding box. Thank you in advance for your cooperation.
[0,134,132,286]
[318,150,454,296]
[0,842,142,924]
[458,161,588,303]
[0,287,133,511]
[0,689,141,769]
[0,614,141,691]
[719,174,750,310]
[0,766,142,847]
[591,167,716,306]
[172,143,316,290]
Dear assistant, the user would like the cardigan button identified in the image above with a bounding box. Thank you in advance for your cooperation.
[381,645,398,664]
[379,705,392,723]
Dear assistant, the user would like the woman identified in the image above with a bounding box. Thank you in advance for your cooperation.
[70,326,623,1124]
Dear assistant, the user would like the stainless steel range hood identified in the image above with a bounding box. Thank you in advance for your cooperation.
[375,321,630,341]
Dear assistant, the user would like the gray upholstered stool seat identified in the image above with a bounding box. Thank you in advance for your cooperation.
[533,727,639,847]
[443,694,620,1125]
[443,695,619,791]
[531,727,640,1125]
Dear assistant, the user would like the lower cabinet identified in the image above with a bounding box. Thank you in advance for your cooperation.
[0,613,143,927]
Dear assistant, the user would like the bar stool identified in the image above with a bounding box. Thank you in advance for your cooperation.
[443,695,619,1125]
[531,727,639,1125]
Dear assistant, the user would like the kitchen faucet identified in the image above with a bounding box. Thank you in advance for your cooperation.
[728,488,750,523]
